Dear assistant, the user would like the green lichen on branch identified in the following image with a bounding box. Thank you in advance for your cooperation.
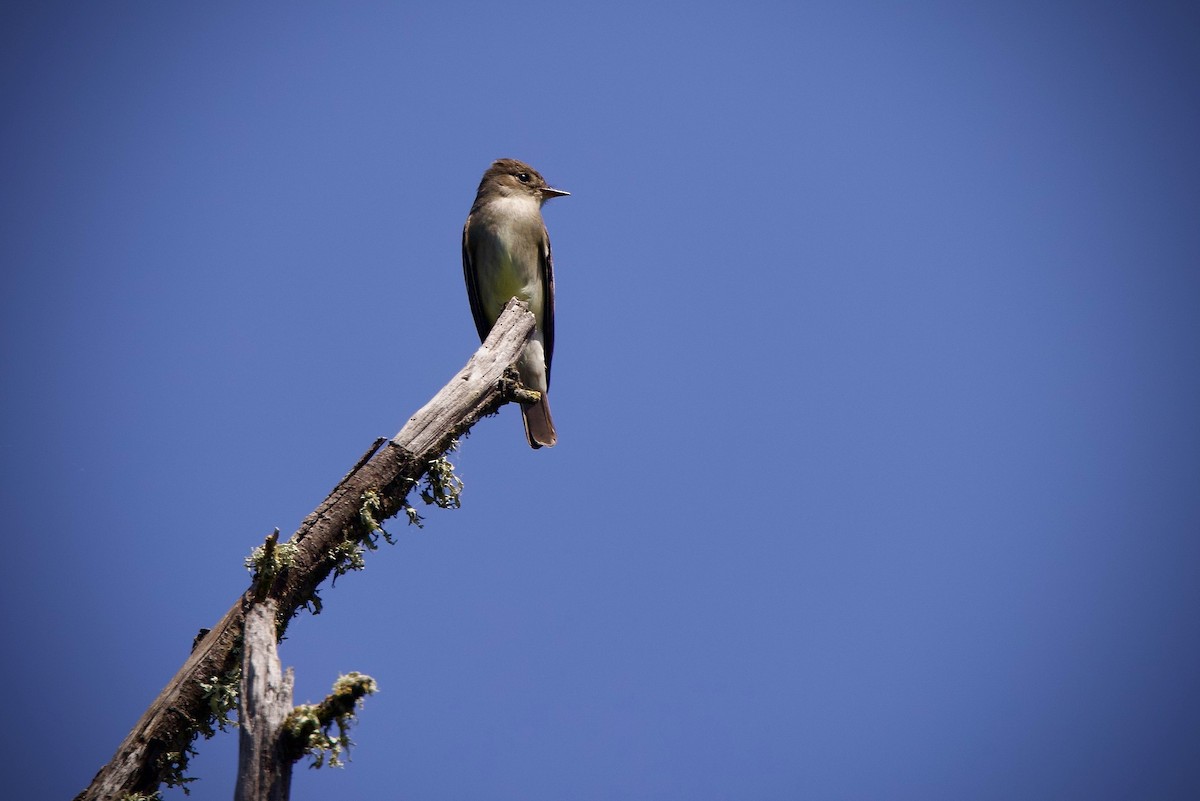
[421,448,464,510]
[244,528,299,588]
[327,537,368,577]
[325,490,395,579]
[334,448,466,577]
[358,489,394,541]
[197,663,241,735]
[283,672,378,768]
[402,501,424,527]
[152,652,241,792]
[395,446,466,525]
[155,747,199,793]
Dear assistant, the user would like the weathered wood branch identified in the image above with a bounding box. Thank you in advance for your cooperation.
[279,672,377,768]
[235,600,295,801]
[76,299,537,801]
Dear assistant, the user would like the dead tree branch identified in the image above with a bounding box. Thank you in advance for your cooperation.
[234,600,295,801]
[76,299,537,801]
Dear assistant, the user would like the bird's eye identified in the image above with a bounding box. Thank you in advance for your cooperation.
[517,173,530,183]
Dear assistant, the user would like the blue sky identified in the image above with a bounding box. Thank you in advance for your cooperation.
[3,2,1199,799]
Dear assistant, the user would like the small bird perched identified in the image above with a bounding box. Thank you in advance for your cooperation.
[462,158,568,448]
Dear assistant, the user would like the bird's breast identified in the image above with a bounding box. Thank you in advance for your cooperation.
[470,200,546,322]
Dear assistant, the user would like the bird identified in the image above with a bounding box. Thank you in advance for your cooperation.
[462,158,568,448]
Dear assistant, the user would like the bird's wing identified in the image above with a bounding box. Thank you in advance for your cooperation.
[540,222,556,387]
[461,216,492,343]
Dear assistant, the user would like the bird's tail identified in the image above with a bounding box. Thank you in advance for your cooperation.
[521,393,557,449]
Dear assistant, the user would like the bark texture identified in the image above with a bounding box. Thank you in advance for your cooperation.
[76,299,536,800]
[235,600,295,801]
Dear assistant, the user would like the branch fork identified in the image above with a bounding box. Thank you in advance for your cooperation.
[77,299,538,801]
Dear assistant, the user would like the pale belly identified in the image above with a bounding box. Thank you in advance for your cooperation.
[474,219,546,326]
[482,255,543,322]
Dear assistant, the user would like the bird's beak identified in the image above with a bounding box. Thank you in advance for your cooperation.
[542,186,570,199]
